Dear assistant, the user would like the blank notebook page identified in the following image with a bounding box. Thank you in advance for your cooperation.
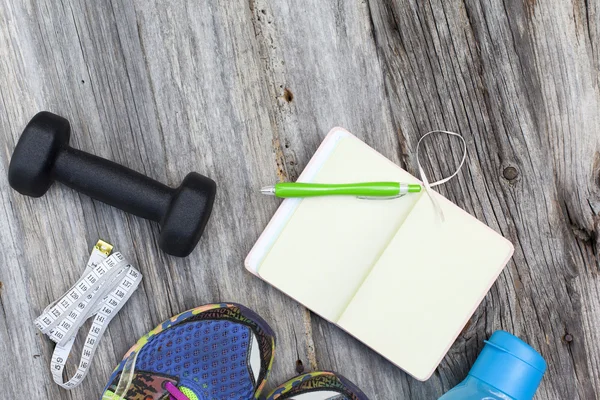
[337,191,514,380]
[257,135,422,321]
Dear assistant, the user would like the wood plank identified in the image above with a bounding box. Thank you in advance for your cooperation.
[0,0,598,399]
[360,0,600,398]
[248,1,413,397]
[0,0,311,398]
[249,0,600,398]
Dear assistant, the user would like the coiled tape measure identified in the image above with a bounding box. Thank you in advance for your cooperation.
[34,240,142,389]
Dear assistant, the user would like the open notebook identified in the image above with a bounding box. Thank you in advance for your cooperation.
[246,128,514,380]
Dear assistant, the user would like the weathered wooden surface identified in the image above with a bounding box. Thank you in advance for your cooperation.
[0,0,598,398]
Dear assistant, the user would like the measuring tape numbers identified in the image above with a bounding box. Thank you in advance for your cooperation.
[34,240,142,389]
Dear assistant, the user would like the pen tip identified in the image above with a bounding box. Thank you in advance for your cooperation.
[260,185,276,195]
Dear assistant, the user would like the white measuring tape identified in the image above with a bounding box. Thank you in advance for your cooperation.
[34,240,142,389]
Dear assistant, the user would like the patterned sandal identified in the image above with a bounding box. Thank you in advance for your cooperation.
[101,303,275,400]
[266,371,369,400]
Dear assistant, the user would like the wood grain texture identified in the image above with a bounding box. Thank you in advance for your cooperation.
[0,0,598,399]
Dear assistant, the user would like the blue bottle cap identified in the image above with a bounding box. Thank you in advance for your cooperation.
[468,331,546,400]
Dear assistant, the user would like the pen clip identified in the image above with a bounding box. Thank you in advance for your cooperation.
[356,193,406,200]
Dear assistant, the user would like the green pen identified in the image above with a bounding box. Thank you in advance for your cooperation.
[260,182,422,199]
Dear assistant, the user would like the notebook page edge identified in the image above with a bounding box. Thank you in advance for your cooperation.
[418,231,514,380]
[244,127,351,275]
[413,222,514,380]
[248,265,343,327]
[337,191,515,380]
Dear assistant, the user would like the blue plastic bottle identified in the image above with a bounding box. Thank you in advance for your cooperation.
[439,331,547,400]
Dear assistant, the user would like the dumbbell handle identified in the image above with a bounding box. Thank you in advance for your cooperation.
[55,147,174,222]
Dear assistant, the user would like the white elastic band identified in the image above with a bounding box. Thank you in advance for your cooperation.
[416,130,467,222]
[34,241,142,389]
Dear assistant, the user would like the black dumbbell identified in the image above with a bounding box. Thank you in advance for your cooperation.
[8,111,216,257]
